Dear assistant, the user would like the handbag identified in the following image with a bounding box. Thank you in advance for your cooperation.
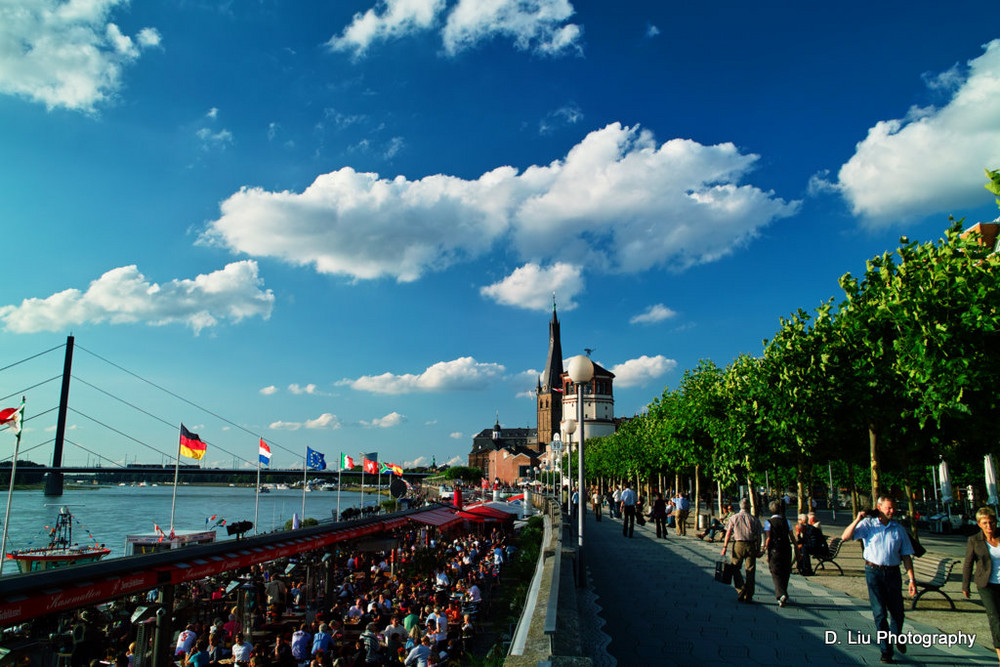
[714,560,734,584]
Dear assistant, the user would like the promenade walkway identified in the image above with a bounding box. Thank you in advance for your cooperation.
[579,509,996,666]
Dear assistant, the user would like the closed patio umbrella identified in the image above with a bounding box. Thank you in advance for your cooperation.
[940,461,953,521]
[986,454,999,507]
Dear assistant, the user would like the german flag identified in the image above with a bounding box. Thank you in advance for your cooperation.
[179,424,207,460]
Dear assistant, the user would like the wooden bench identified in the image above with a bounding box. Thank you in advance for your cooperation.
[814,537,844,575]
[911,556,958,610]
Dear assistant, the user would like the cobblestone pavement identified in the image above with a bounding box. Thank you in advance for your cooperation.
[581,510,996,666]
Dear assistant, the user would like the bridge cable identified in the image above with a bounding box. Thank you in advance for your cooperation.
[0,343,64,375]
[0,375,62,404]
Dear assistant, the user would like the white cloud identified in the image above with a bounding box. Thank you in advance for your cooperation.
[480,263,584,311]
[197,127,234,151]
[610,355,677,388]
[288,383,318,395]
[539,104,582,134]
[442,0,582,57]
[646,23,660,38]
[629,303,677,325]
[270,412,343,430]
[201,123,797,282]
[328,0,580,58]
[837,40,1000,225]
[0,0,161,112]
[361,411,406,428]
[0,261,274,334]
[515,390,536,399]
[339,357,505,394]
[404,455,430,468]
[206,107,219,120]
[445,455,463,466]
[449,432,463,439]
[259,385,278,395]
[327,0,444,58]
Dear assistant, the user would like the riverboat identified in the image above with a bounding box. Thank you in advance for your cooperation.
[124,528,217,556]
[6,506,111,573]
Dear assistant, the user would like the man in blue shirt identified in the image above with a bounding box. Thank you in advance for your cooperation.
[842,496,917,664]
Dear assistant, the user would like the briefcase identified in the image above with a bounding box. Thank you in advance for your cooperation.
[714,560,733,584]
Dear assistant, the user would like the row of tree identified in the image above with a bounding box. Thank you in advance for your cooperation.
[584,177,1000,525]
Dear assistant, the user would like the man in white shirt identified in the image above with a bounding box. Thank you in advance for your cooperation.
[612,486,622,519]
[231,633,253,665]
[620,484,637,538]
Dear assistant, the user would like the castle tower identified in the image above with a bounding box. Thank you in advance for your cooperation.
[536,298,564,450]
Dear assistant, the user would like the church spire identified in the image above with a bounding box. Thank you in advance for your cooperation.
[540,296,564,392]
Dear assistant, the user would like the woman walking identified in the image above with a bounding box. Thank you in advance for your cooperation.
[962,506,1000,664]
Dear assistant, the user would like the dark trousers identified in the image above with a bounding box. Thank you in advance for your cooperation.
[865,564,905,656]
[978,583,1000,648]
[622,505,635,537]
[768,551,791,600]
[654,516,667,538]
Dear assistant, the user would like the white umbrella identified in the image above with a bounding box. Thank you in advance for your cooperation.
[986,454,999,507]
[940,461,954,521]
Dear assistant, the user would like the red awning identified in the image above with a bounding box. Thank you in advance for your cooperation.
[407,507,461,529]
[457,504,514,522]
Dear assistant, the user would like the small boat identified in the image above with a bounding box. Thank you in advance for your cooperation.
[258,485,270,493]
[6,507,111,574]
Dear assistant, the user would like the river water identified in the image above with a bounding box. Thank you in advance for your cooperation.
[0,485,376,575]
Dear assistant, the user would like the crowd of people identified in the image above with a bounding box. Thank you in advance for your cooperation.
[56,522,516,667]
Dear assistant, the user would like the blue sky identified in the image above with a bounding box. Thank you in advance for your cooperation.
[1,1,999,472]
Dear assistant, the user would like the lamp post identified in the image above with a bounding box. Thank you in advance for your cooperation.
[567,354,594,587]
[551,433,562,501]
[562,419,576,512]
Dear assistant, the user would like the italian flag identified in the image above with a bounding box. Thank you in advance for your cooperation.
[340,453,355,470]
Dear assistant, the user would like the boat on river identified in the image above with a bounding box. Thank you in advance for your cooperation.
[6,506,111,574]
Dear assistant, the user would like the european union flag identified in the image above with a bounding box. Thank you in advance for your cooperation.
[306,447,327,470]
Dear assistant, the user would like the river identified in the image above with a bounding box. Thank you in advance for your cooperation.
[0,484,377,575]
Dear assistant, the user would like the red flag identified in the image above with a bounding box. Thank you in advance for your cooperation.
[363,456,378,475]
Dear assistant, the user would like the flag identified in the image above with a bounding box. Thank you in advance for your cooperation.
[153,523,165,542]
[362,453,378,475]
[0,400,24,436]
[340,453,355,470]
[259,438,271,466]
[205,514,217,526]
[379,461,391,474]
[179,424,207,460]
[389,463,404,476]
[306,447,327,470]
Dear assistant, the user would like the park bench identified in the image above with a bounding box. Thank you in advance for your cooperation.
[814,537,844,575]
[910,556,958,610]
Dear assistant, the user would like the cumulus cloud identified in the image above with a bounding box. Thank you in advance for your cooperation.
[445,455,463,466]
[361,411,406,428]
[202,123,796,283]
[328,0,444,57]
[629,303,677,325]
[338,357,505,394]
[269,412,343,430]
[328,0,581,58]
[442,0,582,56]
[0,0,161,112]
[404,455,430,468]
[0,261,274,334]
[449,432,463,439]
[259,385,278,396]
[610,355,677,388]
[837,40,1000,224]
[480,263,583,311]
[288,384,318,395]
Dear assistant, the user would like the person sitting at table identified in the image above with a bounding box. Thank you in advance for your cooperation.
[359,623,383,666]
[311,623,333,656]
[223,613,241,641]
[291,624,312,664]
[466,582,481,603]
[404,636,432,667]
[231,633,253,666]
[206,633,227,665]
[347,598,365,621]
[184,639,212,667]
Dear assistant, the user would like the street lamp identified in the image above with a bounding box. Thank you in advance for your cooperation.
[551,432,562,501]
[562,419,576,510]
[567,354,594,587]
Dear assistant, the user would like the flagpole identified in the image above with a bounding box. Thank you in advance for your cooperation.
[170,434,181,535]
[0,398,25,572]
[360,452,366,512]
[377,467,382,513]
[254,440,262,536]
[337,453,343,522]
[301,447,308,525]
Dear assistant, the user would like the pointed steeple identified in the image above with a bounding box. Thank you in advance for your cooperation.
[539,294,564,392]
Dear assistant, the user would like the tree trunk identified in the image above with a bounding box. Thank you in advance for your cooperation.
[674,472,680,496]
[694,464,701,533]
[747,474,756,516]
[870,424,882,501]
[849,461,858,515]
[796,453,806,515]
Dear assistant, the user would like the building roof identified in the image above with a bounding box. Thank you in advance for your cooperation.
[539,301,564,392]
